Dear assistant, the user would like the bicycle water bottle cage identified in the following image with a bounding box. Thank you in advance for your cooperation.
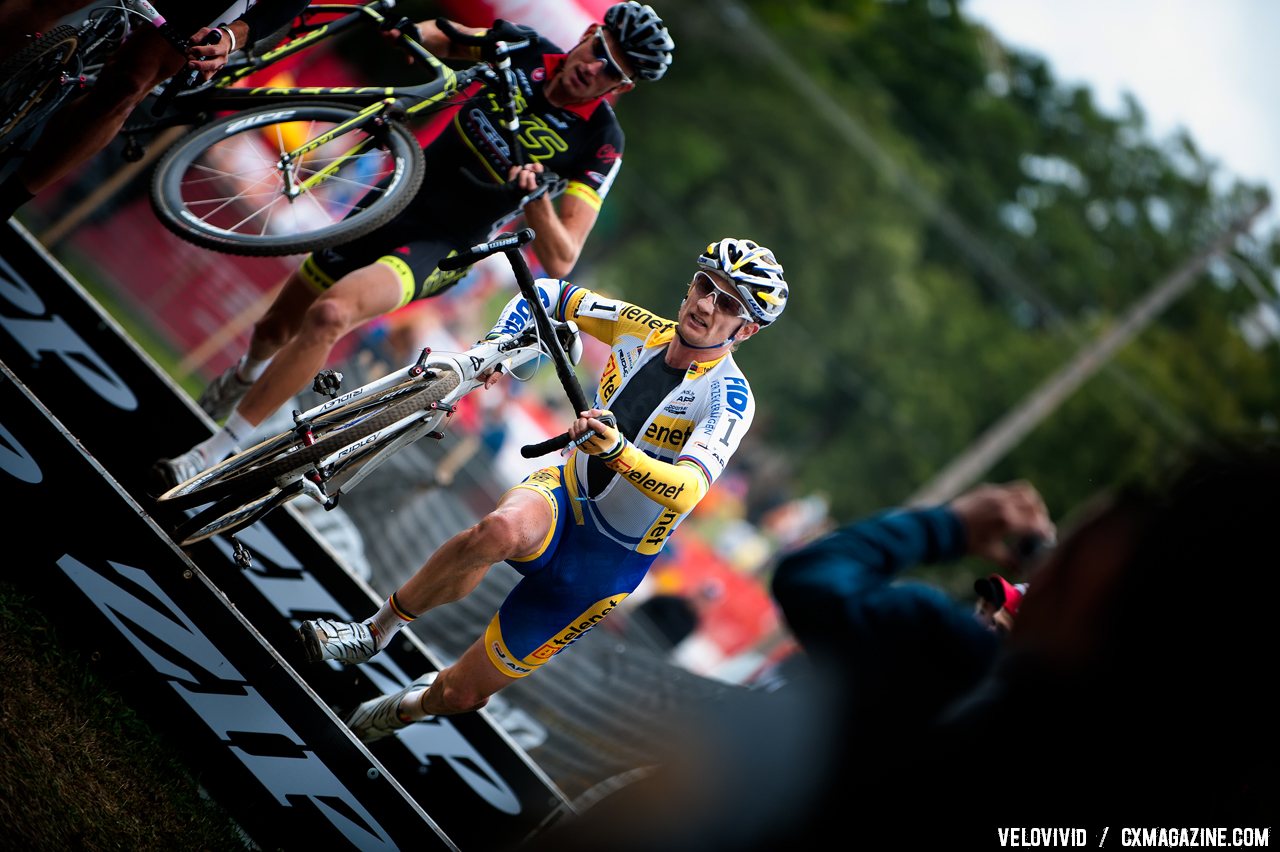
[312,369,344,398]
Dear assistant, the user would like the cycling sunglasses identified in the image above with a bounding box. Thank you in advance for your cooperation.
[592,28,633,86]
[690,271,753,321]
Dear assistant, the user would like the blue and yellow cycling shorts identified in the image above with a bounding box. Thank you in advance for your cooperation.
[484,465,658,678]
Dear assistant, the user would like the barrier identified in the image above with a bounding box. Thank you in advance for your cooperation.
[0,219,570,849]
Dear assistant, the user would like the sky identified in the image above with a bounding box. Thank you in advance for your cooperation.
[963,0,1280,235]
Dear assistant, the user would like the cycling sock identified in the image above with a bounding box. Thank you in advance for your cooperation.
[237,354,271,383]
[223,410,255,445]
[398,685,432,722]
[368,592,418,648]
[193,411,253,466]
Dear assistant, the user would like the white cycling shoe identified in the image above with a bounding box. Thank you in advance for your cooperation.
[345,672,437,743]
[300,618,382,665]
[152,446,209,490]
[198,363,253,422]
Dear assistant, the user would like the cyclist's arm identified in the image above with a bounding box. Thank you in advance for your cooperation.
[576,413,709,514]
[521,190,598,280]
[236,1,310,46]
[411,19,491,62]
[484,279,627,345]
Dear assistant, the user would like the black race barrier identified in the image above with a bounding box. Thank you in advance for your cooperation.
[0,219,571,850]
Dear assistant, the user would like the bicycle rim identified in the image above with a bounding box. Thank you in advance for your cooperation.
[158,370,461,510]
[172,479,305,546]
[150,101,425,256]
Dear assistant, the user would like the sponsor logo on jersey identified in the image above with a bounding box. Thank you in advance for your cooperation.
[586,170,607,185]
[600,353,620,404]
[639,509,679,555]
[723,375,751,416]
[643,415,694,453]
[596,143,621,163]
[624,468,687,502]
[517,115,570,161]
[676,390,696,403]
[663,404,689,416]
[532,67,546,82]
[618,304,673,333]
[694,440,728,470]
[530,596,626,660]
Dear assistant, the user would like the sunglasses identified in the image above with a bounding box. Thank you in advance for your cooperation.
[592,28,633,86]
[690,271,753,321]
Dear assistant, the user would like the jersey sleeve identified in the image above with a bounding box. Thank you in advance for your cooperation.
[485,277,575,339]
[562,120,624,213]
[676,373,756,488]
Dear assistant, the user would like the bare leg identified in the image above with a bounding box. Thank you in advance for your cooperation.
[15,26,185,194]
[233,262,404,427]
[423,637,518,715]
[395,487,554,615]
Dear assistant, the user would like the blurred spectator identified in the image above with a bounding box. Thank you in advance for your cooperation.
[526,441,1277,846]
[769,480,1054,738]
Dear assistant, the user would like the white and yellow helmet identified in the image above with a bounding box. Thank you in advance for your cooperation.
[696,238,788,326]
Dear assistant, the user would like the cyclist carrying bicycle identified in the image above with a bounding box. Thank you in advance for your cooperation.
[297,237,788,742]
[153,2,675,488]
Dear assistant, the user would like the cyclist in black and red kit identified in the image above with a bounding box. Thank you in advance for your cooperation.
[154,2,676,487]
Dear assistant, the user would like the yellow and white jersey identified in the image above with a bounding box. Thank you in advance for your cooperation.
[489,278,756,554]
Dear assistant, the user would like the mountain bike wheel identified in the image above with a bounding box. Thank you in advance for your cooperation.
[0,26,81,154]
[172,479,307,546]
[160,369,461,513]
[149,100,426,256]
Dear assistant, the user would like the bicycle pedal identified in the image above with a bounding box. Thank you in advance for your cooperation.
[312,369,344,397]
[230,535,253,569]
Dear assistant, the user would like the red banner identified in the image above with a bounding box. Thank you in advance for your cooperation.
[438,0,615,51]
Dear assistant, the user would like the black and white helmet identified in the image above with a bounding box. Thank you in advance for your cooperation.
[603,2,674,82]
[697,238,789,326]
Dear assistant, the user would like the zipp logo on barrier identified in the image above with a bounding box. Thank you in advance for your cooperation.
[58,553,399,850]
[0,256,138,410]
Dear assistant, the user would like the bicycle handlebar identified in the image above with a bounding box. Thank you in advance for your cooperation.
[442,229,607,458]
[152,28,221,116]
[437,229,535,271]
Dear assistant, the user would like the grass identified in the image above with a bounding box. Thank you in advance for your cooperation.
[0,582,253,851]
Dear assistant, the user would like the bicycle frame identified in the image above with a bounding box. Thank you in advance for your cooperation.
[292,326,548,507]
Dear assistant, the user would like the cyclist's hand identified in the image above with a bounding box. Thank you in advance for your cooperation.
[383,25,420,64]
[507,162,544,194]
[478,365,505,389]
[570,408,621,456]
[186,27,232,80]
[950,480,1055,570]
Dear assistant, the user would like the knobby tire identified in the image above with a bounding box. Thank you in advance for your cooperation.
[149,100,425,256]
[0,26,81,153]
[160,370,461,540]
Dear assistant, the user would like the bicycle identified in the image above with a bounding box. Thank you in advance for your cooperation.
[155,228,597,552]
[0,0,174,157]
[146,5,555,257]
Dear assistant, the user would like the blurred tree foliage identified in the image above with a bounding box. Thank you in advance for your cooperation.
[560,0,1278,532]
[345,0,1278,550]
